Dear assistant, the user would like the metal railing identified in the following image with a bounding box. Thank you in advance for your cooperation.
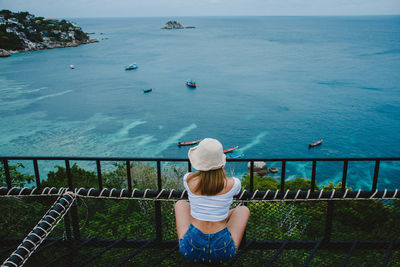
[1,156,400,266]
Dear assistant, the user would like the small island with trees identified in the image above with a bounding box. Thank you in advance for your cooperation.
[161,20,196,29]
[0,9,98,57]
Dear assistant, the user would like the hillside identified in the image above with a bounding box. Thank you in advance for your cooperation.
[0,10,97,56]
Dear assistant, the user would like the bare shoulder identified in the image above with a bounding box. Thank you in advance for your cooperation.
[186,173,199,189]
[219,177,235,194]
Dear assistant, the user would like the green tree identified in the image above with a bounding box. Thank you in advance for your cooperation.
[42,163,98,188]
[0,162,34,187]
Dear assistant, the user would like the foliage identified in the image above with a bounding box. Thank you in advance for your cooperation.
[247,201,311,240]
[242,174,321,190]
[0,162,34,187]
[81,199,155,239]
[103,162,185,190]
[42,163,98,188]
[0,25,24,50]
[0,9,90,50]
[0,10,12,19]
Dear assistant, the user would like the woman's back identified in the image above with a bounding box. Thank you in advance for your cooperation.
[184,173,241,233]
[174,138,249,264]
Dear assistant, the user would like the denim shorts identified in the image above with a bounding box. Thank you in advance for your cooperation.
[179,223,236,264]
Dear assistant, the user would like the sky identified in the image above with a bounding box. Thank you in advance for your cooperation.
[1,0,400,18]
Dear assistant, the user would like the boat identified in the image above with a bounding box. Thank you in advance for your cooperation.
[223,146,238,153]
[309,139,323,148]
[143,88,152,93]
[69,64,75,69]
[177,139,202,146]
[125,63,138,70]
[185,79,196,88]
[229,154,242,159]
[269,167,279,173]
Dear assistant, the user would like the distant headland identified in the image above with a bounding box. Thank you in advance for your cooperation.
[161,20,196,30]
[0,10,98,57]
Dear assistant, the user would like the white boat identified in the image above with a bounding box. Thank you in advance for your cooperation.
[69,64,75,69]
[125,63,138,70]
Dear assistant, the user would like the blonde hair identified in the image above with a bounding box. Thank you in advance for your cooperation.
[188,168,227,196]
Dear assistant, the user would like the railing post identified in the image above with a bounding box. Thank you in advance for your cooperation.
[65,160,81,240]
[311,160,316,191]
[33,159,41,188]
[243,160,254,248]
[250,161,254,192]
[372,160,380,191]
[2,159,12,189]
[280,160,286,192]
[126,160,132,191]
[96,160,103,190]
[341,160,348,191]
[188,160,192,172]
[65,160,73,188]
[155,160,162,241]
[323,201,334,241]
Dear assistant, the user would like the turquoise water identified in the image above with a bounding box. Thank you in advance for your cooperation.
[1,16,400,189]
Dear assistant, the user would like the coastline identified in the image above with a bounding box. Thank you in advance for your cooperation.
[0,10,98,57]
[3,39,98,56]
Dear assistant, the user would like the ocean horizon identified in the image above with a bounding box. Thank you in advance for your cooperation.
[1,16,399,189]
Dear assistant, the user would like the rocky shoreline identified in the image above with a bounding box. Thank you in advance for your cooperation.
[0,39,98,57]
[0,10,98,57]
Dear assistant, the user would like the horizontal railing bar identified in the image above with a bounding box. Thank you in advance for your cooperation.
[2,238,399,250]
[1,187,398,201]
[0,156,399,162]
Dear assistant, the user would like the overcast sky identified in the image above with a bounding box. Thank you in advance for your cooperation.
[1,0,400,18]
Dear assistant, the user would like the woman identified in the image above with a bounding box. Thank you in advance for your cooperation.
[174,138,250,264]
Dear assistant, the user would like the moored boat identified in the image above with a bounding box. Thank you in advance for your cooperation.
[223,146,238,153]
[125,63,138,70]
[143,88,152,93]
[229,154,242,159]
[185,79,196,88]
[309,139,323,148]
[177,139,202,146]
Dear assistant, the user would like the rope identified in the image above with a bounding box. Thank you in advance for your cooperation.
[2,192,76,267]
[1,187,400,202]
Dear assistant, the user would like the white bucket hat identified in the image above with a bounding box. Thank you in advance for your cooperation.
[188,138,226,171]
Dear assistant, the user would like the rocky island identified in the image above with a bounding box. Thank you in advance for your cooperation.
[161,20,196,29]
[0,10,98,57]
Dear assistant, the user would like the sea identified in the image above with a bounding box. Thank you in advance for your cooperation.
[1,16,400,190]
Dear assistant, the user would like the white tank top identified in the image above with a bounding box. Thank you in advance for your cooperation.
[183,173,241,222]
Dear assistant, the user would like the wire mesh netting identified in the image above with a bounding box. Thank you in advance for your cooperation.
[1,195,399,266]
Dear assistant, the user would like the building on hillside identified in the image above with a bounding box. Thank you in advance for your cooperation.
[27,27,37,33]
[6,28,17,33]
[7,18,19,24]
